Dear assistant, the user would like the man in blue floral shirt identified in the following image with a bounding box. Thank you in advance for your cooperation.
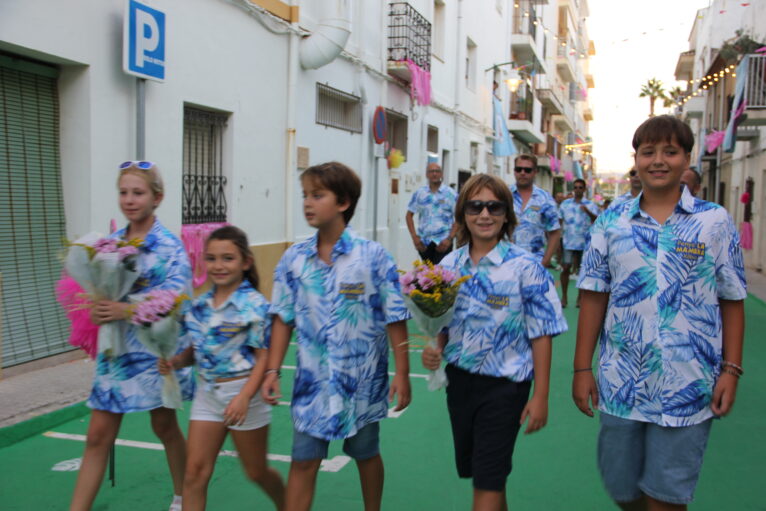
[610,166,642,209]
[558,178,599,307]
[510,154,561,266]
[573,116,746,509]
[263,161,411,511]
[406,162,457,263]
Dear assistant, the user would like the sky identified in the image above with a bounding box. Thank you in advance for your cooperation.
[587,0,712,175]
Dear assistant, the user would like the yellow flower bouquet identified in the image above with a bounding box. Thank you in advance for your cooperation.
[400,260,470,390]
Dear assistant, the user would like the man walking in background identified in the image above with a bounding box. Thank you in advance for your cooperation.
[558,178,599,307]
[406,162,457,264]
[510,154,561,267]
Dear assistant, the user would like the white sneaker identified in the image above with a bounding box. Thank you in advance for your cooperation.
[168,495,182,511]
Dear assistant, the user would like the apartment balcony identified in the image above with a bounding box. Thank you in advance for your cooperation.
[586,73,595,88]
[682,95,705,120]
[556,44,576,82]
[387,2,431,82]
[507,120,545,144]
[538,89,564,115]
[736,126,760,141]
[674,50,695,82]
[507,88,543,144]
[534,74,564,114]
[740,54,766,126]
[583,106,593,121]
[511,8,546,71]
[552,101,575,131]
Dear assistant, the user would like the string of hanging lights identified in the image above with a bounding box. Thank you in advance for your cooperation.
[677,64,737,106]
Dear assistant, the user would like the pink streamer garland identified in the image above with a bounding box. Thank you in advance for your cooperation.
[181,222,229,287]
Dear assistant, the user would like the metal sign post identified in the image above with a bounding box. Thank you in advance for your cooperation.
[371,107,387,241]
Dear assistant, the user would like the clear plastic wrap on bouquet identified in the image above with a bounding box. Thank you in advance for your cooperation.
[134,315,184,409]
[64,233,141,358]
[403,295,457,391]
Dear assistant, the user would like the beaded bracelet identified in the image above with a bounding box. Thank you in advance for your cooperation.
[721,367,741,378]
[264,368,281,378]
[721,360,744,375]
[573,367,592,373]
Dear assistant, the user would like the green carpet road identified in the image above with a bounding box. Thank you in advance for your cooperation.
[1,294,764,510]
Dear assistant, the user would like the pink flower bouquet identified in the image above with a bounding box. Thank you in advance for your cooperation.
[400,260,470,390]
[129,290,189,409]
[63,232,143,357]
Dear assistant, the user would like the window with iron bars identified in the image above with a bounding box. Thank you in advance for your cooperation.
[316,83,363,133]
[182,107,228,224]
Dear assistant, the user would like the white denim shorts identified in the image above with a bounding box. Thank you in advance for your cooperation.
[190,377,271,431]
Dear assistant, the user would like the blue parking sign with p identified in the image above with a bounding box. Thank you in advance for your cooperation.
[123,0,166,81]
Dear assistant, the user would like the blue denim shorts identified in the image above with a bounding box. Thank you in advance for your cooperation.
[562,248,582,266]
[597,413,712,505]
[291,422,380,462]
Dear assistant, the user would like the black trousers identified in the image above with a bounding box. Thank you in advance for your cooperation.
[418,241,452,264]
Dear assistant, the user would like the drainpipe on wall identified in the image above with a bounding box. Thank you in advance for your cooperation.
[299,0,352,70]
[452,0,464,182]
[285,23,299,243]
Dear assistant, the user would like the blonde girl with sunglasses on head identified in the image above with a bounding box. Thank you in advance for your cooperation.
[70,161,194,511]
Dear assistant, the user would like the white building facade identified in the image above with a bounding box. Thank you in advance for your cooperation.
[0,0,593,366]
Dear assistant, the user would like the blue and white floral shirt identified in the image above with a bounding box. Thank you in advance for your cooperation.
[610,191,638,210]
[183,280,270,383]
[577,188,747,427]
[270,228,411,441]
[440,240,567,381]
[558,198,599,251]
[407,184,457,245]
[89,218,195,413]
[510,185,560,260]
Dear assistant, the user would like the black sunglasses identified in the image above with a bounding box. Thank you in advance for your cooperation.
[514,166,535,174]
[629,170,638,177]
[465,200,507,216]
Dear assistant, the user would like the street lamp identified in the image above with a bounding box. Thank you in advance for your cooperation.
[505,68,522,93]
[486,61,525,93]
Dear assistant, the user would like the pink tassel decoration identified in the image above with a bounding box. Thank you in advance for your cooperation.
[55,275,99,359]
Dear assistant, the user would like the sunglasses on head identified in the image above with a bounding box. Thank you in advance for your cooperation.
[465,200,507,216]
[119,161,156,171]
[629,170,638,177]
[514,166,535,174]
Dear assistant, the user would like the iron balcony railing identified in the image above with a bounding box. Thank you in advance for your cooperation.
[744,54,766,108]
[512,1,537,38]
[388,2,431,71]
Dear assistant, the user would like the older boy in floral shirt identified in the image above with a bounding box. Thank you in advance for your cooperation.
[572,116,746,509]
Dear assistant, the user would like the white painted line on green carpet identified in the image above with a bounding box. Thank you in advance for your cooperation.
[43,431,351,472]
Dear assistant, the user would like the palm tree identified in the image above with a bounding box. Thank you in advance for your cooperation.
[663,86,684,110]
[639,78,667,117]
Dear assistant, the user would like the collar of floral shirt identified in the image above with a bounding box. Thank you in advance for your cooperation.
[629,185,696,220]
[306,227,355,262]
[454,239,511,269]
[204,279,255,312]
[118,217,161,252]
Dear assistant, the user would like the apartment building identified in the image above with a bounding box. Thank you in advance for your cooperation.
[673,0,766,271]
